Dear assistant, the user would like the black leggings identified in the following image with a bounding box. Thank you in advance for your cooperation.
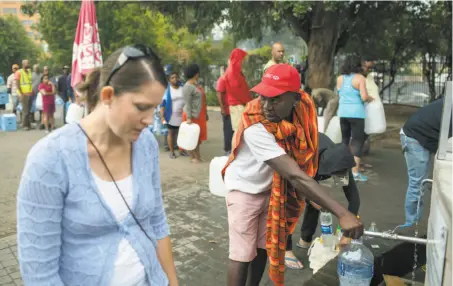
[340,117,365,157]
[286,170,360,249]
[223,115,233,153]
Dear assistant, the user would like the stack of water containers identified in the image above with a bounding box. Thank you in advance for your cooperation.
[0,86,16,131]
[1,114,17,131]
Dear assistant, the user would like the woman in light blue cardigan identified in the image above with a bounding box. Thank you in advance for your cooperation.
[17,45,179,286]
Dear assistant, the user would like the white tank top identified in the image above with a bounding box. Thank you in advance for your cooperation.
[92,173,148,286]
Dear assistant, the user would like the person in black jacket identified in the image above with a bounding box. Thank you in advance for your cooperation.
[399,97,452,227]
[57,65,70,123]
[284,132,360,269]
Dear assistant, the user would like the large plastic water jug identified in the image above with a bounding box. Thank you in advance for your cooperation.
[365,100,386,134]
[317,116,325,133]
[209,156,229,197]
[65,103,85,124]
[177,121,200,151]
[325,116,342,144]
[366,74,379,100]
[337,239,374,286]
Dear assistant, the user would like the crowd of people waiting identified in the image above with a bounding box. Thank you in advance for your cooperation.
[0,61,74,132]
[13,41,450,286]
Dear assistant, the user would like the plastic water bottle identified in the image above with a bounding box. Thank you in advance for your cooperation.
[337,239,374,285]
[320,211,334,248]
[365,222,378,240]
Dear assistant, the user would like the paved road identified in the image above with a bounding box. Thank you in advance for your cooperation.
[0,110,429,285]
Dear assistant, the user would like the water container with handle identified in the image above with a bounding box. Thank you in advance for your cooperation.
[317,116,325,133]
[177,121,200,151]
[209,156,229,197]
[364,100,386,134]
[337,239,374,286]
[66,103,85,124]
[325,116,342,144]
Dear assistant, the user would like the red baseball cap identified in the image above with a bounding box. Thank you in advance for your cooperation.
[250,64,301,97]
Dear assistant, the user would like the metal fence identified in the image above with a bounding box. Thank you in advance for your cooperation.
[334,57,452,107]
[372,61,451,107]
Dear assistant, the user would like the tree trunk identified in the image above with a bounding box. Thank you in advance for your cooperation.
[306,2,340,90]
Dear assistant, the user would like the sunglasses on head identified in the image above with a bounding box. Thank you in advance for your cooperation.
[104,44,159,86]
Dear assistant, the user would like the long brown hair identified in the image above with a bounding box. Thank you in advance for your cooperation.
[75,46,167,113]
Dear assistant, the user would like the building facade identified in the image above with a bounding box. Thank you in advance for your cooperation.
[0,1,48,52]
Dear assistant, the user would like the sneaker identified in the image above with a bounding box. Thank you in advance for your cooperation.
[164,146,170,152]
[353,172,368,182]
[179,150,189,157]
[168,152,177,159]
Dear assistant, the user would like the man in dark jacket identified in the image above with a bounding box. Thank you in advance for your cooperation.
[285,132,359,269]
[57,65,70,123]
[399,97,452,227]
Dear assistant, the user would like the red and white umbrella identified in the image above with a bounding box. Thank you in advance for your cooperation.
[71,0,103,88]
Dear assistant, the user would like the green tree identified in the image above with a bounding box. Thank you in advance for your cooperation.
[21,1,126,67]
[0,15,41,77]
[243,45,272,88]
[413,0,452,101]
[147,1,451,93]
[21,1,231,87]
[340,1,452,100]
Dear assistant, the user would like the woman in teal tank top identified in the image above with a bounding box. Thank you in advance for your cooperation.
[337,55,374,182]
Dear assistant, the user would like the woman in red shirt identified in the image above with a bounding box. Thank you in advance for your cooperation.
[38,75,56,132]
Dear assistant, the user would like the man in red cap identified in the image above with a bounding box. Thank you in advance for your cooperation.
[222,64,364,286]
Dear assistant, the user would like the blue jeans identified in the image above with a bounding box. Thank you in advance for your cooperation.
[400,133,431,227]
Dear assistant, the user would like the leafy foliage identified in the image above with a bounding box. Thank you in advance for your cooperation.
[20,1,232,85]
[242,45,272,88]
[22,1,451,92]
[0,15,41,78]
[339,1,452,99]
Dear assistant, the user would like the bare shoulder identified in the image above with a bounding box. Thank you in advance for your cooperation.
[353,73,366,82]
[336,75,343,89]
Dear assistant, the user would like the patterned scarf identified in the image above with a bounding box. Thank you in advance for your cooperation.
[222,91,319,285]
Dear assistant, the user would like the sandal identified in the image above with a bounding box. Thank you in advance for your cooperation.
[285,257,304,270]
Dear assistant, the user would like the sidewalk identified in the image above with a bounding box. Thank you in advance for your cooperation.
[0,106,426,285]
[0,235,21,286]
[0,145,430,285]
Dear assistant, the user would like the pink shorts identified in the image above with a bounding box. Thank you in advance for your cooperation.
[226,190,270,262]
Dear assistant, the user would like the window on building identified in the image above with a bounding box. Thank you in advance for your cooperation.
[3,8,17,15]
[21,20,34,26]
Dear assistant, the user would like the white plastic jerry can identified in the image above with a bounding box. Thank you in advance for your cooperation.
[177,121,200,151]
[317,116,325,133]
[209,156,229,197]
[365,100,386,134]
[325,116,342,144]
